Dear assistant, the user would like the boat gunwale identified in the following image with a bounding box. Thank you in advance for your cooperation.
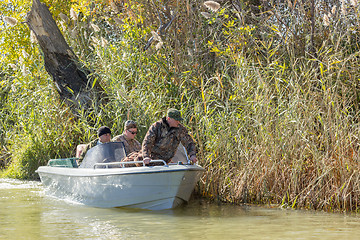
[36,164,205,177]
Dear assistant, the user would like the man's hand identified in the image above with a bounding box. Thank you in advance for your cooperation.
[190,155,197,164]
[143,157,151,165]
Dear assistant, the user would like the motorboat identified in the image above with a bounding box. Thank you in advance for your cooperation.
[36,142,204,210]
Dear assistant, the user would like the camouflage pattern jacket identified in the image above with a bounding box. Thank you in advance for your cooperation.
[142,117,196,162]
[112,134,141,156]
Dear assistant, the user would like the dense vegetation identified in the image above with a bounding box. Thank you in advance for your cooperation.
[1,0,360,212]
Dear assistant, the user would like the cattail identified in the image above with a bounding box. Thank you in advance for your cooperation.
[323,13,330,26]
[204,1,220,12]
[101,37,108,47]
[151,31,162,42]
[22,50,29,59]
[90,23,100,32]
[96,49,101,58]
[21,65,29,76]
[59,13,69,22]
[91,36,100,45]
[59,21,66,32]
[11,83,16,92]
[236,12,242,21]
[331,6,336,15]
[200,12,212,19]
[155,41,163,50]
[30,31,37,43]
[341,3,346,15]
[70,8,78,21]
[3,16,18,27]
[9,64,16,70]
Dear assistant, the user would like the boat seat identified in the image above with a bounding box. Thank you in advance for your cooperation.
[48,158,78,168]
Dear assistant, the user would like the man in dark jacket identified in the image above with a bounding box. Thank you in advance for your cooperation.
[78,126,112,163]
[141,108,197,165]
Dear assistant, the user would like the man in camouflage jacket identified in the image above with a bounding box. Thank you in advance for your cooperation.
[112,120,141,157]
[142,108,197,164]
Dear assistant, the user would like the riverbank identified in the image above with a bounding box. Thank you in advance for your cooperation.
[1,0,360,212]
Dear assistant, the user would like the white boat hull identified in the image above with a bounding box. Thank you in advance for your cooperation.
[36,164,204,210]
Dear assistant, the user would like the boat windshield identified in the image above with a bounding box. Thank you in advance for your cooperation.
[79,142,126,168]
[79,142,189,168]
[171,143,189,164]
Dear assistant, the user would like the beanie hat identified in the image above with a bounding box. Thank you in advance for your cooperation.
[97,126,111,137]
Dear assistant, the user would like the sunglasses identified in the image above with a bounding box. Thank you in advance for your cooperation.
[128,130,137,135]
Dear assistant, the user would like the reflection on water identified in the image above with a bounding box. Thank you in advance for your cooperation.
[1,178,360,240]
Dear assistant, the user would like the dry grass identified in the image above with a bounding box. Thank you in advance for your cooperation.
[2,0,360,212]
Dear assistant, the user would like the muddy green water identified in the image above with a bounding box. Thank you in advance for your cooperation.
[1,178,360,240]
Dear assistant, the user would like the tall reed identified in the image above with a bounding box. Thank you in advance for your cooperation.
[1,0,360,212]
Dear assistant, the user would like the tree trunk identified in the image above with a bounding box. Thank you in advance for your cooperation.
[25,0,105,111]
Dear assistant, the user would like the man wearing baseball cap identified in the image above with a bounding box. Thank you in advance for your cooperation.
[139,108,197,165]
[112,120,141,157]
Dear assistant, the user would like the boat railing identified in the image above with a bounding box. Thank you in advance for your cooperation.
[93,160,167,169]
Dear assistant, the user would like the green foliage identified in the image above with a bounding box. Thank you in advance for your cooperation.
[1,0,360,212]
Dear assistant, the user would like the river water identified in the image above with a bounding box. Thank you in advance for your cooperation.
[1,178,360,240]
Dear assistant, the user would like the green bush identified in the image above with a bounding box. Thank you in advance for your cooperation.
[1,0,360,212]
